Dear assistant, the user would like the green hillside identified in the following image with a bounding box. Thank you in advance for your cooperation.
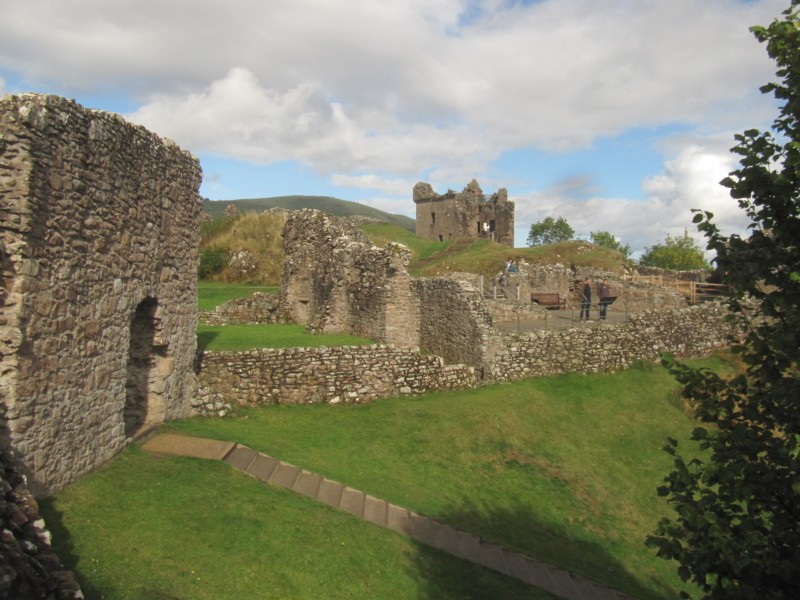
[200,215,630,285]
[203,195,416,232]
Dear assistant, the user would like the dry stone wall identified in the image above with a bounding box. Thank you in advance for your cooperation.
[487,302,732,380]
[0,94,201,493]
[194,345,476,413]
[192,302,732,413]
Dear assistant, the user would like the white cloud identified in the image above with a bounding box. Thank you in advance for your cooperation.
[330,174,414,196]
[513,140,749,255]
[4,1,783,153]
[0,0,786,249]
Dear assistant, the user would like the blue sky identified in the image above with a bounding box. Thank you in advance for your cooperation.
[0,0,787,255]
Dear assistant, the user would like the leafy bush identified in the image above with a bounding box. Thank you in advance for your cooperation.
[198,245,228,279]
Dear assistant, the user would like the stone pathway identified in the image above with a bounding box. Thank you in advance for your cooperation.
[140,433,638,600]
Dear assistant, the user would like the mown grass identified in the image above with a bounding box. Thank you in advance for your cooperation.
[43,448,551,600]
[197,323,374,351]
[360,222,449,260]
[160,357,726,599]
[197,280,277,312]
[42,356,726,599]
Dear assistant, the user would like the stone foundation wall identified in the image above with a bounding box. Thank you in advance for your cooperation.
[201,292,284,325]
[487,302,732,381]
[192,302,733,414]
[0,94,201,493]
[194,345,477,413]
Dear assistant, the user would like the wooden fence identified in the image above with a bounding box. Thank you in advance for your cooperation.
[632,274,727,305]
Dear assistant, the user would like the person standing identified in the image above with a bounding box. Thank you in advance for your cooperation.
[580,276,592,321]
[598,278,610,321]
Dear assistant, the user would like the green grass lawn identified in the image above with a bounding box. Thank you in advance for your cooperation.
[42,356,729,599]
[197,323,374,351]
[43,448,554,600]
[197,280,277,311]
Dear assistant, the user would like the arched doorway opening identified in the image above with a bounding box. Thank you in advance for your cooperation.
[124,297,168,438]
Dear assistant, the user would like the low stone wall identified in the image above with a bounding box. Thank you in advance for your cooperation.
[487,302,732,380]
[194,345,477,414]
[201,292,285,325]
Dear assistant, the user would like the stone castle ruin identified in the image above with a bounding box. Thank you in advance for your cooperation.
[0,93,735,596]
[0,94,202,493]
[413,179,514,247]
[281,209,420,350]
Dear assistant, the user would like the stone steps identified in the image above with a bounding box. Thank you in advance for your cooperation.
[142,434,639,600]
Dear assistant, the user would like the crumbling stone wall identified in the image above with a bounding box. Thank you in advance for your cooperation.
[0,94,201,493]
[192,302,732,412]
[487,302,733,380]
[491,264,688,316]
[280,209,420,350]
[201,292,284,325]
[412,277,496,371]
[194,345,476,413]
[413,179,514,247]
[0,445,82,599]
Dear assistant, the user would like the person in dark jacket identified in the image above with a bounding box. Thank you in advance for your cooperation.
[580,277,592,321]
[598,278,610,321]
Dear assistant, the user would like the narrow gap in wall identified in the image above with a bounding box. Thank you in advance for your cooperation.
[124,297,166,439]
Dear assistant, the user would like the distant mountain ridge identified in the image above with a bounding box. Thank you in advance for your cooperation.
[203,195,416,232]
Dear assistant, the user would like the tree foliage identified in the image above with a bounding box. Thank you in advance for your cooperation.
[639,229,710,271]
[590,230,632,260]
[198,245,228,279]
[647,3,800,599]
[526,216,574,246]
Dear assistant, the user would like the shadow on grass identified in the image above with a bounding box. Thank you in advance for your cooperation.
[412,502,680,600]
[38,498,103,600]
[196,331,219,352]
[410,541,558,599]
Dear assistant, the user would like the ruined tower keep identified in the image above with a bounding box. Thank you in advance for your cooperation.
[413,179,514,247]
[0,94,202,493]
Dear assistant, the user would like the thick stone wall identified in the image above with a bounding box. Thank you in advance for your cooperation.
[194,345,477,413]
[487,302,732,380]
[413,277,495,371]
[0,94,201,492]
[413,179,514,247]
[280,209,420,350]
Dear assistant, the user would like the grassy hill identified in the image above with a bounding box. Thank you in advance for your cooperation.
[360,223,629,278]
[200,215,630,285]
[203,195,416,232]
